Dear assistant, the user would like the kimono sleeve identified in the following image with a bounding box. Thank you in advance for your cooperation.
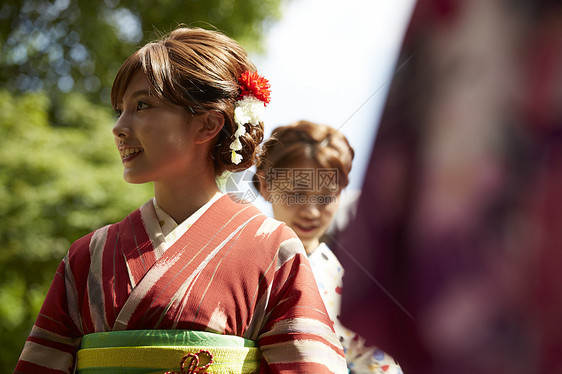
[257,235,347,373]
[14,235,91,374]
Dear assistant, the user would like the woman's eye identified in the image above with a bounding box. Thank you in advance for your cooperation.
[114,108,123,118]
[137,101,149,110]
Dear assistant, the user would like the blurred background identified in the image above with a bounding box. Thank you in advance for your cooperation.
[338,0,562,373]
[2,0,562,373]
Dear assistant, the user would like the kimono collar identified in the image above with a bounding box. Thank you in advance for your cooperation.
[153,192,224,242]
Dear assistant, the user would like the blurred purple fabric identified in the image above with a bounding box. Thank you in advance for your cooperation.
[337,0,562,373]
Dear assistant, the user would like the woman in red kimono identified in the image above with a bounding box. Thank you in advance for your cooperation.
[14,27,346,374]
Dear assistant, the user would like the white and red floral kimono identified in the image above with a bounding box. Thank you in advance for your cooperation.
[309,243,402,374]
[15,194,346,373]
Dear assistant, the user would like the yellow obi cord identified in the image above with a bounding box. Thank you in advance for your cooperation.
[76,330,261,374]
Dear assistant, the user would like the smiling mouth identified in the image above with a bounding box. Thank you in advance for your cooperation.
[294,223,318,233]
[119,147,143,162]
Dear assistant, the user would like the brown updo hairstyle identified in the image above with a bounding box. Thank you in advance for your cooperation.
[255,120,355,192]
[111,26,264,175]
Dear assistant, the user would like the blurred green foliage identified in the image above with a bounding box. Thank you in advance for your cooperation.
[0,0,284,370]
[0,0,282,102]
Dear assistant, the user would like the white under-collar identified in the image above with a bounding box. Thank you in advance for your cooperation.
[153,192,224,244]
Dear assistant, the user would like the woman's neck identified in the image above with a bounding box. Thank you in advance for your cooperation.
[154,170,220,224]
[302,238,320,256]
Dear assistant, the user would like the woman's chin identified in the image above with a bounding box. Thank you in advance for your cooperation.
[123,173,151,185]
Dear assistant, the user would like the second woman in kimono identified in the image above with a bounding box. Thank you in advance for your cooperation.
[15,27,346,374]
[255,120,403,374]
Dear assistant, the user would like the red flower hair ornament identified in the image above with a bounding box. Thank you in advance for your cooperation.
[230,71,271,165]
[237,71,271,105]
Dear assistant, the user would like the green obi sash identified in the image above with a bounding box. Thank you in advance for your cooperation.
[76,330,261,374]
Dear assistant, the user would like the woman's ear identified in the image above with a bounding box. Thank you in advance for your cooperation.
[193,111,225,144]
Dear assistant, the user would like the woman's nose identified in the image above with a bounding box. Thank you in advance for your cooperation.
[300,202,320,219]
[112,115,130,139]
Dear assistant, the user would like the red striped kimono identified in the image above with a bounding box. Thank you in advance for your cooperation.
[15,195,346,373]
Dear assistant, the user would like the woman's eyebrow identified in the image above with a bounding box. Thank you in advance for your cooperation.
[121,89,152,102]
[115,89,152,108]
[130,89,151,99]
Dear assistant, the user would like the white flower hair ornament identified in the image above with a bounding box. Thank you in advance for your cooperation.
[230,71,271,165]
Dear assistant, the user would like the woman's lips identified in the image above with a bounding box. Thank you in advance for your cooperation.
[119,147,143,163]
[294,223,318,234]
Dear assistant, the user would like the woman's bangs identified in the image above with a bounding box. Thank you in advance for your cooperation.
[110,52,142,109]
